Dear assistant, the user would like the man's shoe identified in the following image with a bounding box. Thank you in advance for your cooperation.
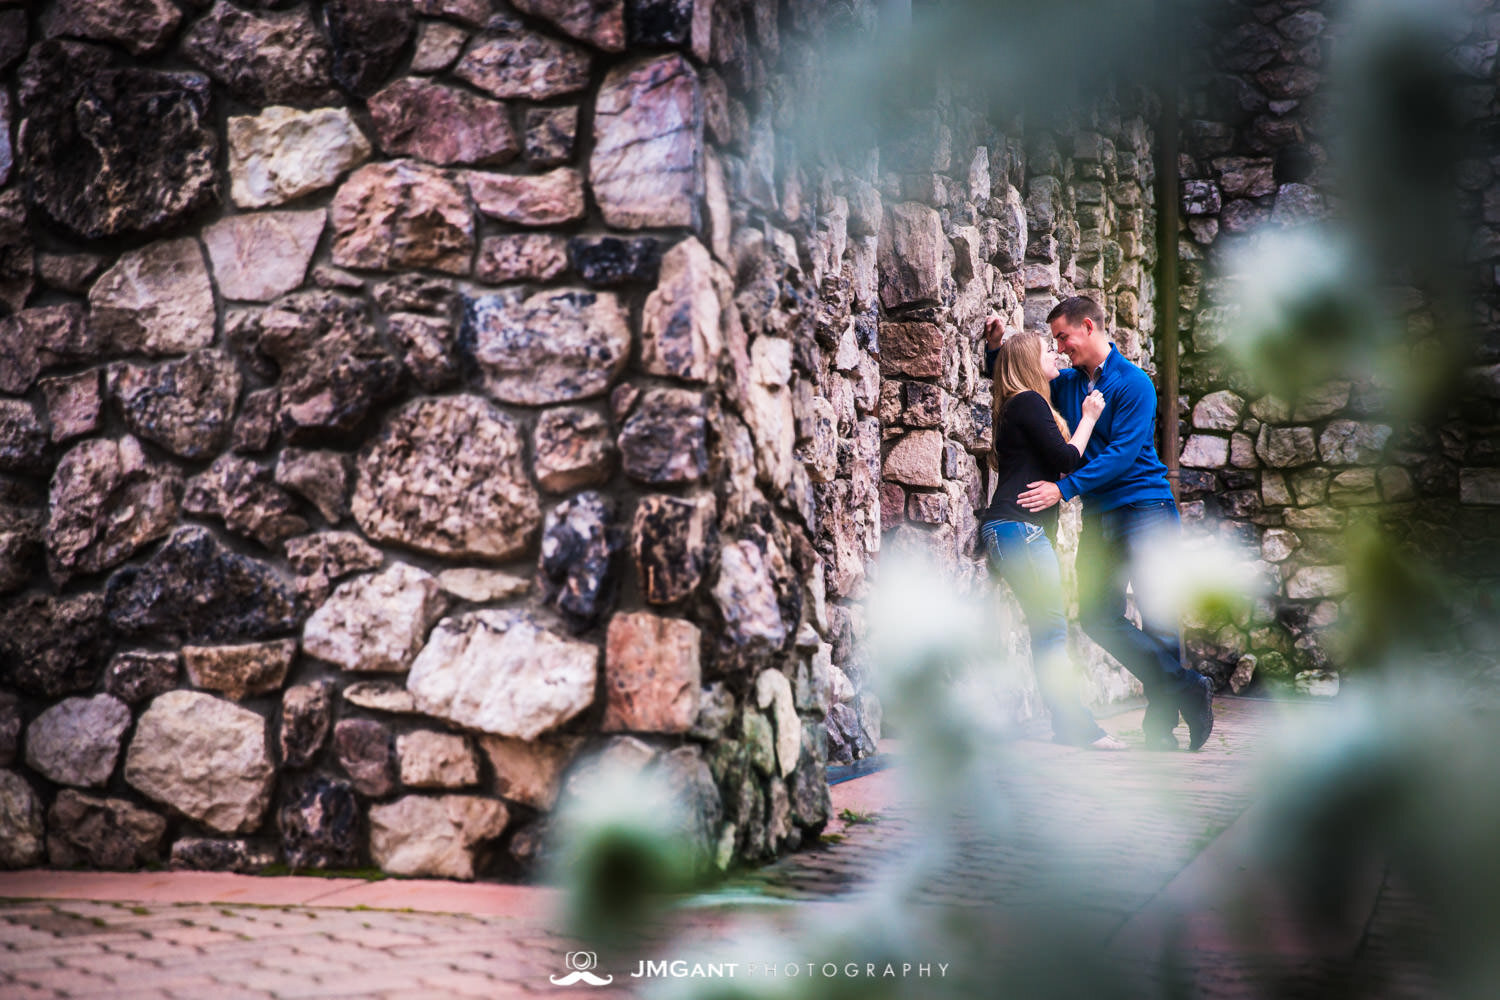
[1088,734,1129,751]
[1183,673,1215,751]
[1143,733,1179,752]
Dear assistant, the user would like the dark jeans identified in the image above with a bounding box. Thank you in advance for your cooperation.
[981,519,1106,746]
[1077,500,1193,740]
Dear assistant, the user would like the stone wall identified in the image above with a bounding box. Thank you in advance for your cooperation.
[1172,0,1500,693]
[0,0,857,878]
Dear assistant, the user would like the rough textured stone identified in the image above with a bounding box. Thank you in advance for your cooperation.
[280,682,333,769]
[324,0,415,96]
[879,322,945,379]
[369,794,509,880]
[534,407,616,493]
[0,770,45,868]
[372,274,458,314]
[228,106,372,209]
[182,640,296,701]
[602,612,700,733]
[512,0,625,51]
[1286,566,1348,600]
[398,731,480,788]
[1318,421,1392,466]
[202,210,325,301]
[641,237,726,382]
[384,312,458,391]
[91,238,216,356]
[106,526,303,643]
[407,610,598,740]
[468,167,585,225]
[1255,425,1319,468]
[19,45,218,239]
[353,395,541,560]
[248,293,402,441]
[47,790,166,870]
[334,719,397,796]
[331,161,474,274]
[411,20,468,72]
[0,190,30,312]
[39,371,102,444]
[437,568,531,603]
[657,745,721,867]
[370,77,518,165]
[632,494,714,604]
[232,388,280,454]
[1181,435,1230,468]
[170,838,276,873]
[272,450,350,525]
[884,430,944,487]
[25,695,131,788]
[475,234,568,284]
[104,651,179,705]
[0,304,96,395]
[714,541,787,649]
[477,735,578,810]
[0,593,111,698]
[524,105,578,166]
[304,563,446,672]
[1192,390,1244,430]
[0,400,48,473]
[755,669,800,778]
[0,486,42,597]
[125,690,275,834]
[182,2,338,107]
[454,29,592,99]
[591,54,703,228]
[465,290,630,405]
[45,0,183,55]
[108,353,240,462]
[285,530,383,602]
[619,388,709,483]
[878,202,943,308]
[539,491,620,629]
[569,236,663,285]
[342,681,417,715]
[183,455,307,548]
[279,777,362,869]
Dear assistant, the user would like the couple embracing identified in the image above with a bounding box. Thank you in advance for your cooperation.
[981,296,1215,753]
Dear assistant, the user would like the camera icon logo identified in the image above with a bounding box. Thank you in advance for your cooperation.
[550,951,613,987]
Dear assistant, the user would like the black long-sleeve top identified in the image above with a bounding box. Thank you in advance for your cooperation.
[978,390,1083,537]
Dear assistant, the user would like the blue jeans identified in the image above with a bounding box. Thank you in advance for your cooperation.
[1077,500,1193,740]
[981,519,1106,746]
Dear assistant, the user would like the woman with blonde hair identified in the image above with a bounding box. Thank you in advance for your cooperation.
[979,323,1125,750]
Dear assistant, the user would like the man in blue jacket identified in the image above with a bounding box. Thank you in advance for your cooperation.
[991,296,1214,751]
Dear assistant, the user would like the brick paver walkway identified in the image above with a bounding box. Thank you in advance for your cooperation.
[0,697,1440,998]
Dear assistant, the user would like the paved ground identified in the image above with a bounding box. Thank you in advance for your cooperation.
[0,697,1442,999]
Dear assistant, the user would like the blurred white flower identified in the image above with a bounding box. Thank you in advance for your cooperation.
[1132,530,1266,630]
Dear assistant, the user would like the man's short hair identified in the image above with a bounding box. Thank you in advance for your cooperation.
[1046,295,1105,330]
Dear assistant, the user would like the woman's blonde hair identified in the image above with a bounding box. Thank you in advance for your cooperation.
[991,332,1070,446]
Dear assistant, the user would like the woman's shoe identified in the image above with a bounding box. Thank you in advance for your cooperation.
[1088,734,1129,751]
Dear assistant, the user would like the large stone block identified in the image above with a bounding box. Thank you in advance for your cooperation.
[24,695,131,788]
[107,351,241,461]
[539,491,621,630]
[330,160,474,274]
[46,436,181,583]
[407,610,598,740]
[202,210,325,301]
[228,106,372,209]
[641,236,727,383]
[90,238,215,357]
[603,612,701,733]
[183,454,308,548]
[280,682,333,769]
[19,44,218,239]
[477,735,579,810]
[125,690,275,834]
[883,430,945,488]
[369,77,517,165]
[0,593,112,698]
[0,770,45,868]
[0,304,97,395]
[591,54,703,228]
[182,640,297,701]
[279,777,361,869]
[304,563,447,672]
[468,167,586,225]
[47,790,166,870]
[619,388,709,483]
[465,290,630,405]
[878,322,946,379]
[878,202,943,309]
[454,29,592,99]
[182,2,338,107]
[368,794,509,879]
[323,0,415,96]
[513,0,626,50]
[1255,425,1319,468]
[45,0,182,55]
[713,540,787,649]
[398,731,480,788]
[534,407,617,493]
[105,651,180,706]
[631,493,715,604]
[353,395,541,560]
[334,719,397,797]
[105,526,303,644]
